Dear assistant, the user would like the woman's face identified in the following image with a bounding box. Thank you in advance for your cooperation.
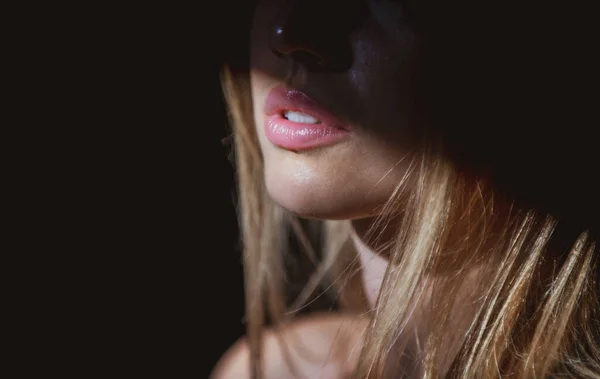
[250,0,421,219]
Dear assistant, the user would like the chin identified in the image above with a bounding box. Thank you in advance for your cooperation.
[263,161,382,220]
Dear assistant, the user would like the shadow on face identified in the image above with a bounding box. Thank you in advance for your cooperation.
[238,0,597,233]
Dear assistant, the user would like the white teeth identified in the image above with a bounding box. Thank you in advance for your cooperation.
[284,111,320,124]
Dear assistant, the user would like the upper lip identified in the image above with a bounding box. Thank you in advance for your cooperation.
[264,86,349,130]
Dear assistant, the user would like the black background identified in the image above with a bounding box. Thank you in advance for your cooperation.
[24,4,257,377]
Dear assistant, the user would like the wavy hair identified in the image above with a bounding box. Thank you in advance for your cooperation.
[220,54,599,379]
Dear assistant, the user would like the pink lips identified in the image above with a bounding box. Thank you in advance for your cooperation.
[263,86,351,151]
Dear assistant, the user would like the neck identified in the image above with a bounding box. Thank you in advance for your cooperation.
[349,224,388,308]
[349,218,483,377]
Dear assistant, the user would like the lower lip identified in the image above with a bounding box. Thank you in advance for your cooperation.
[264,115,350,151]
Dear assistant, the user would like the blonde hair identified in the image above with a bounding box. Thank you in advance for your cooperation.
[221,66,600,378]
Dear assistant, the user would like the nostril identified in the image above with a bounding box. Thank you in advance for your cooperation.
[267,0,360,73]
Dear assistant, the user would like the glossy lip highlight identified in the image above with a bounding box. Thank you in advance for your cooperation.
[263,86,351,151]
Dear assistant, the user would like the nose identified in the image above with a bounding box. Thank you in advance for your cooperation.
[268,0,366,72]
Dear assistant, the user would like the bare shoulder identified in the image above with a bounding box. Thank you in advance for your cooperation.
[210,313,369,379]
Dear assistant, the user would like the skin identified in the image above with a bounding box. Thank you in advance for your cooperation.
[211,314,370,379]
[250,0,422,220]
[214,0,431,377]
[215,0,480,377]
[214,1,426,377]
